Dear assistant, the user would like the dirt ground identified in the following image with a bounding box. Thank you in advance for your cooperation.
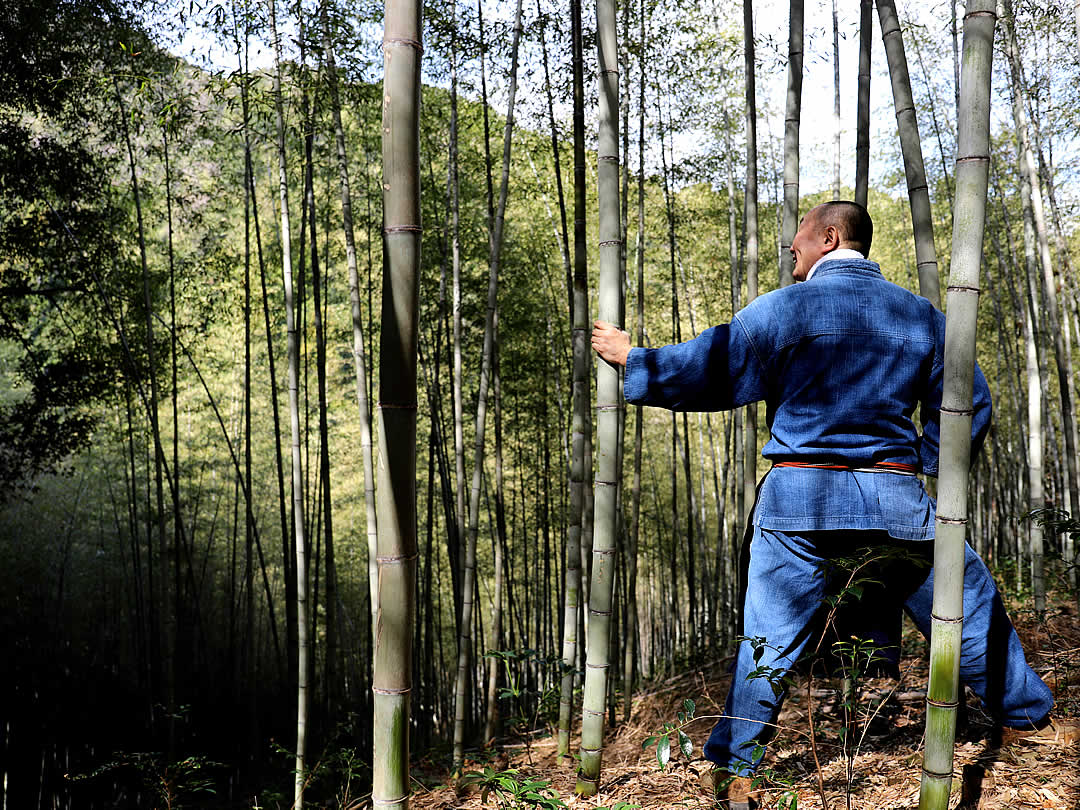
[412,589,1080,809]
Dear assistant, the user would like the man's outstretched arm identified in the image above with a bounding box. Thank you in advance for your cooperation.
[592,319,767,412]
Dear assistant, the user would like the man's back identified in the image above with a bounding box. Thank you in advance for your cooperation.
[737,257,942,468]
[622,255,991,540]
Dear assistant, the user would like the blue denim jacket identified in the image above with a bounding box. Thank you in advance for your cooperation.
[623,258,991,540]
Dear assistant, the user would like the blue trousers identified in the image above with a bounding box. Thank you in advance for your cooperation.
[703,527,1055,774]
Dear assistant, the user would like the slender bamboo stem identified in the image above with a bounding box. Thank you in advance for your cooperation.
[877,0,941,308]
[855,0,872,207]
[779,0,803,288]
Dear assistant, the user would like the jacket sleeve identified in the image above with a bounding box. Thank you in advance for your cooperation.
[915,313,993,476]
[622,322,768,412]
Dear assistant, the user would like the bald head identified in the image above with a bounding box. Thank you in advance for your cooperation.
[807,201,873,257]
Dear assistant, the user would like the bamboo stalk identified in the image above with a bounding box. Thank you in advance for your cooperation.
[877,0,941,308]
[742,0,760,549]
[372,0,422,805]
[779,0,803,288]
[452,0,524,769]
[855,0,872,207]
[919,2,996,806]
[576,0,622,793]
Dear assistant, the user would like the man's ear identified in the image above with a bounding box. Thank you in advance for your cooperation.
[824,225,840,249]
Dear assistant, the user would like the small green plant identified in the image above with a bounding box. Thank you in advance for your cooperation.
[460,766,568,810]
[642,698,697,770]
[69,752,221,810]
[485,648,567,760]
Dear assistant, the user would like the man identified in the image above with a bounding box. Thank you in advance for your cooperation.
[592,201,1063,808]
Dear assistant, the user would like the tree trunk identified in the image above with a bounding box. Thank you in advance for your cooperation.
[855,0,872,207]
[576,0,622,791]
[623,0,646,722]
[321,4,379,661]
[742,0,760,552]
[268,1,308,801]
[831,0,840,199]
[1000,0,1080,533]
[452,0,524,769]
[877,0,941,308]
[919,3,996,806]
[779,0,803,288]
[557,0,587,762]
[450,7,468,620]
[372,0,421,804]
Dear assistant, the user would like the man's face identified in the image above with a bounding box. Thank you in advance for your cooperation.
[790,208,832,282]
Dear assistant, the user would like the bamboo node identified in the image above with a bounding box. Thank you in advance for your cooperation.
[383,37,423,53]
[598,239,623,247]
[590,608,613,616]
[598,155,619,163]
[384,225,422,234]
[939,405,975,416]
[372,686,412,695]
[930,612,963,624]
[376,553,419,564]
[578,748,602,756]
[965,9,997,19]
[595,481,618,489]
[586,662,610,669]
[378,401,418,410]
[600,69,619,76]
[926,698,959,708]
[916,261,938,268]
[372,795,410,807]
[921,767,954,780]
[582,708,606,717]
[956,155,990,164]
[907,183,928,193]
[896,105,917,117]
[937,516,966,525]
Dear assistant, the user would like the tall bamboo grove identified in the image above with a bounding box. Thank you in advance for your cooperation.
[372,0,422,807]
[919,2,996,807]
[576,0,622,795]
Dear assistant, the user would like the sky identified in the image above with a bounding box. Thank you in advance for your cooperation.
[157,0,965,198]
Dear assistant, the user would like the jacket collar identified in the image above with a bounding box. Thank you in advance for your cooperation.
[807,256,883,279]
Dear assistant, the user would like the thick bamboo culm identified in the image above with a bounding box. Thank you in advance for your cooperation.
[576,0,622,794]
[918,2,996,808]
[877,0,941,309]
[372,0,422,806]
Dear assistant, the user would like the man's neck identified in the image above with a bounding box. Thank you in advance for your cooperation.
[806,248,865,281]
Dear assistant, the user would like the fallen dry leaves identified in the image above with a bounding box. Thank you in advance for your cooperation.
[413,592,1079,809]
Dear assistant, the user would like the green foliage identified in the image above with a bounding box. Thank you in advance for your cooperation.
[461,767,568,810]
[70,751,221,810]
[641,698,696,770]
[485,648,567,735]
